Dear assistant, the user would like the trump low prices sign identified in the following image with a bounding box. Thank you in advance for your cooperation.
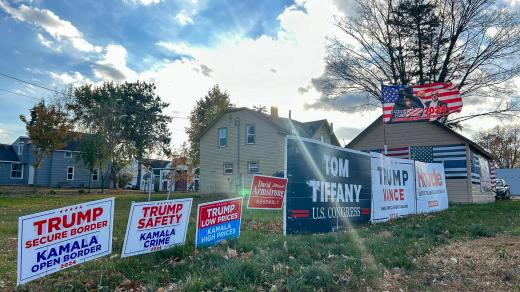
[284,136,372,234]
[371,153,416,222]
[248,175,287,209]
[17,198,114,285]
[121,198,192,258]
[415,161,448,213]
[195,197,243,247]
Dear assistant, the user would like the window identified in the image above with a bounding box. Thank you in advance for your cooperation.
[65,151,72,158]
[17,143,24,155]
[10,163,23,179]
[223,163,233,174]
[248,161,259,173]
[67,167,74,180]
[92,168,99,181]
[218,128,227,147]
[246,125,255,144]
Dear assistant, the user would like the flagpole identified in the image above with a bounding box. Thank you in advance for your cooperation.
[381,81,388,155]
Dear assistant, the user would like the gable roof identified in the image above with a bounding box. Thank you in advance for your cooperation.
[199,107,341,146]
[0,144,19,162]
[347,115,495,160]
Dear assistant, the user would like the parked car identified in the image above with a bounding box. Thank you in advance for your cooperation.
[495,179,511,199]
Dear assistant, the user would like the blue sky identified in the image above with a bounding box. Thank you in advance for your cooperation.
[0,0,518,148]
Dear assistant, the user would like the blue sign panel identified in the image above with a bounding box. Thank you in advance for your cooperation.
[284,137,372,234]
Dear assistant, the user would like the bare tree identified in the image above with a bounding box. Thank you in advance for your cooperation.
[473,124,520,168]
[319,0,520,124]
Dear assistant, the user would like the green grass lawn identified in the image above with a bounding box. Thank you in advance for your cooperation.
[1,189,519,291]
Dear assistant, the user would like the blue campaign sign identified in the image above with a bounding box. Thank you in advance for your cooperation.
[195,197,243,247]
[284,136,372,234]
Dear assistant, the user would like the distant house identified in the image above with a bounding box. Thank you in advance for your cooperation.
[127,158,195,192]
[0,136,110,188]
[199,107,340,194]
[347,116,496,203]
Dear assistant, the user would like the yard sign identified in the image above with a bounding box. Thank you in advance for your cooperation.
[415,161,449,213]
[17,198,115,285]
[195,197,243,247]
[370,152,416,223]
[121,198,193,258]
[284,136,372,235]
[247,175,287,209]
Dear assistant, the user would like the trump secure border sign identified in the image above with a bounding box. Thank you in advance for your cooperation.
[17,197,115,285]
[121,198,192,258]
[195,197,243,247]
[284,136,371,234]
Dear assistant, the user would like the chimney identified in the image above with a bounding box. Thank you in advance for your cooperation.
[270,106,279,117]
[330,122,333,130]
[289,110,292,119]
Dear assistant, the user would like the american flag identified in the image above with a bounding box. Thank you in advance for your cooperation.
[490,161,496,190]
[471,150,497,189]
[383,82,463,123]
[410,144,467,179]
[367,146,410,159]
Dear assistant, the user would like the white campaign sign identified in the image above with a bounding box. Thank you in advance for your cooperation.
[17,198,115,285]
[371,153,416,223]
[121,198,192,258]
[415,161,449,213]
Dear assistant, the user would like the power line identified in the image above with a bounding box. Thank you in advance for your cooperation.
[0,72,68,96]
[0,88,42,101]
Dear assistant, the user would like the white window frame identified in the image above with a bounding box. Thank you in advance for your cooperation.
[92,168,99,181]
[218,127,227,147]
[10,163,23,179]
[246,125,255,144]
[18,143,24,155]
[223,163,233,175]
[248,161,259,174]
[67,166,75,180]
[65,151,72,158]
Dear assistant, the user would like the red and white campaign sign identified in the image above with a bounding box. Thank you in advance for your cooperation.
[17,198,114,285]
[415,161,448,213]
[121,198,192,258]
[248,175,287,209]
[195,197,243,247]
[371,153,416,223]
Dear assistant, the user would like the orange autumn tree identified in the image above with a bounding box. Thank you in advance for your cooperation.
[20,101,75,193]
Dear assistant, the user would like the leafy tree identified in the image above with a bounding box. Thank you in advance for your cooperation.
[121,81,172,190]
[20,101,75,193]
[187,85,233,165]
[77,134,110,193]
[474,125,520,168]
[253,105,268,113]
[318,0,520,126]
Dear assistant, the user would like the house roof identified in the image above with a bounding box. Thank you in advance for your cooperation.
[347,115,495,160]
[199,107,341,146]
[143,159,171,169]
[0,144,19,162]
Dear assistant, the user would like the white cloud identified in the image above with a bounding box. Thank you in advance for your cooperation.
[37,33,60,51]
[0,1,102,53]
[123,0,161,6]
[0,128,6,140]
[156,41,190,54]
[93,44,137,82]
[175,10,194,26]
[50,71,92,85]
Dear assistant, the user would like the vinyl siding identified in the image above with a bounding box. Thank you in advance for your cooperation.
[200,111,286,194]
[0,162,27,185]
[348,121,474,203]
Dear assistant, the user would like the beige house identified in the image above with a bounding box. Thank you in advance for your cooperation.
[199,107,340,194]
[348,116,496,203]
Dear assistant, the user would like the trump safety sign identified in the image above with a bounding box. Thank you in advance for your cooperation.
[17,197,115,285]
[415,161,448,213]
[248,175,287,209]
[370,153,416,223]
[284,136,372,235]
[195,197,243,247]
[121,198,193,258]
